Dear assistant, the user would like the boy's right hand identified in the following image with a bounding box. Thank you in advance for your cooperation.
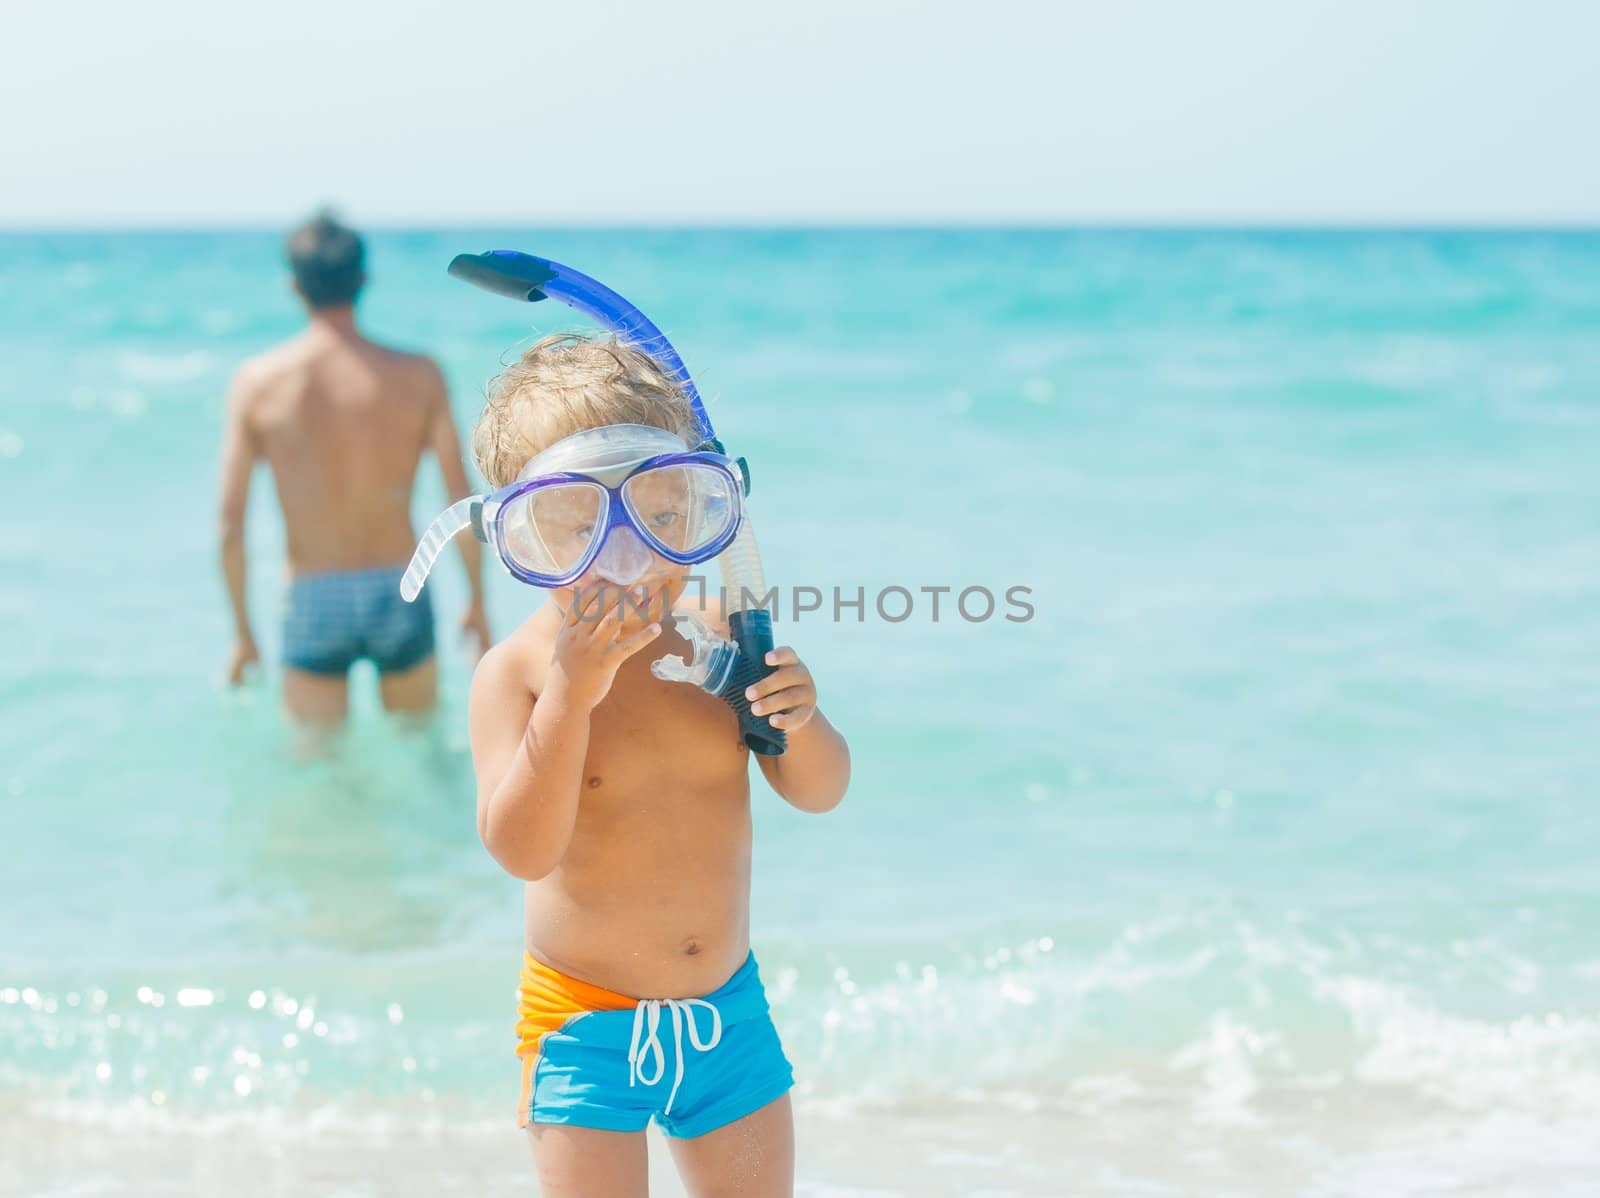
[548,584,662,710]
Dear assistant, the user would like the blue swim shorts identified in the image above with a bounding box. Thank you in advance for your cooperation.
[516,952,794,1139]
[282,564,435,675]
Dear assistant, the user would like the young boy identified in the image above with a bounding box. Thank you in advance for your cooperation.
[464,335,850,1197]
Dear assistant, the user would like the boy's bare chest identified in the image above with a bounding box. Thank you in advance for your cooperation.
[579,664,750,799]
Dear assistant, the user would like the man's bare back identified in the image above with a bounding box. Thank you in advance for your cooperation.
[235,325,442,574]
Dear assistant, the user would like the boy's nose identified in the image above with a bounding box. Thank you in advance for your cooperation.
[590,526,657,585]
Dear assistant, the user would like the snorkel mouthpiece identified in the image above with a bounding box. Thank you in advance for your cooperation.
[651,607,785,758]
[445,249,788,755]
[652,608,738,692]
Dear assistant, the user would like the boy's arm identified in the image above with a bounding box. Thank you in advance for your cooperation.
[751,646,850,813]
[217,370,259,684]
[756,709,850,813]
[469,593,662,879]
[469,644,590,881]
[423,361,490,656]
[672,597,850,813]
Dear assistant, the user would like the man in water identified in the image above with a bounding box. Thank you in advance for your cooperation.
[217,212,488,727]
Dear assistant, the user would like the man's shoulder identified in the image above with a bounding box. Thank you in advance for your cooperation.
[367,339,445,380]
[357,342,445,408]
[230,339,306,391]
[226,343,300,413]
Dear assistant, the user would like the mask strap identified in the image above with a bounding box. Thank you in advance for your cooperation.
[400,497,482,602]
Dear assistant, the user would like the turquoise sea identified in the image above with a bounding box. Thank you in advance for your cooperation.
[2,229,1598,1196]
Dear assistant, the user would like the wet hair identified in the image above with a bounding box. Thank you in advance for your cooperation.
[286,211,365,308]
[473,333,701,488]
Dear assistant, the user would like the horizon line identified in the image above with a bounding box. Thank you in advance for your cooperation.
[3,218,1599,236]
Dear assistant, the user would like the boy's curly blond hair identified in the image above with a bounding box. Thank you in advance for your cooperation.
[473,333,702,488]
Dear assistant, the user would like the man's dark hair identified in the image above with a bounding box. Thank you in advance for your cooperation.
[286,211,365,309]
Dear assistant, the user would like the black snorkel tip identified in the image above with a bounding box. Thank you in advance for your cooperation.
[721,609,787,756]
[447,251,558,303]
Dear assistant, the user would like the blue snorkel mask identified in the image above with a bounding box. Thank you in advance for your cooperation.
[401,251,786,756]
[415,422,745,590]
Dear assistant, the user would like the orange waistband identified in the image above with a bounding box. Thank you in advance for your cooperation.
[515,953,637,1059]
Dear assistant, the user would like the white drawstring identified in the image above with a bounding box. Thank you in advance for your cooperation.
[626,997,723,1115]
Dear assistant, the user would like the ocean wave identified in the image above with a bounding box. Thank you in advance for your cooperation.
[8,913,1597,1131]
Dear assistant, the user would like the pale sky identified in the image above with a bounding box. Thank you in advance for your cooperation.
[3,0,1597,226]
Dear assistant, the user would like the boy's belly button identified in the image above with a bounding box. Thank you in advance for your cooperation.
[682,936,703,956]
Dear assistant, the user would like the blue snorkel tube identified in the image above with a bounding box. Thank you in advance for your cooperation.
[448,251,787,757]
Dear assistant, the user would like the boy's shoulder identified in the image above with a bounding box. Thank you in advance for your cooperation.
[473,603,559,699]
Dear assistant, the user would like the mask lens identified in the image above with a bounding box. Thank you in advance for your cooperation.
[623,464,737,559]
[501,481,607,578]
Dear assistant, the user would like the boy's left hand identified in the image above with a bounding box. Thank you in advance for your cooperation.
[746,646,818,732]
